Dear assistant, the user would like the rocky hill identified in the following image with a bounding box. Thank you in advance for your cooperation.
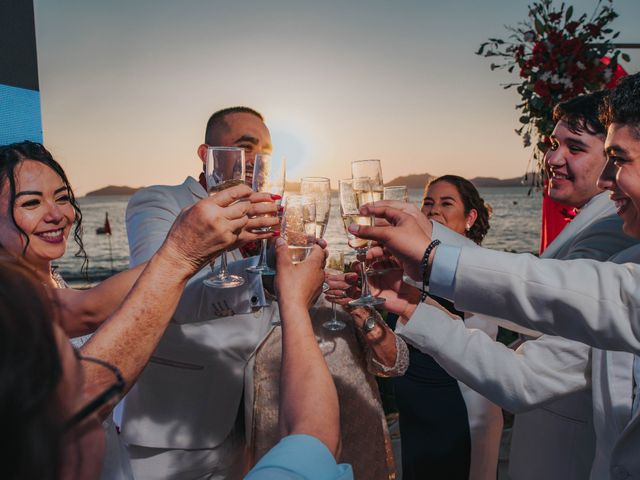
[85,185,141,197]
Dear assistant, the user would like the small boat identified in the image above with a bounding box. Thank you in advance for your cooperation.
[96,212,112,235]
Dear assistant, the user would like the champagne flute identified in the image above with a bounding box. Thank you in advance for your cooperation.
[360,185,409,277]
[203,146,246,288]
[300,177,331,239]
[246,154,286,275]
[323,251,346,331]
[339,178,385,307]
[300,176,331,291]
[352,159,384,276]
[351,159,384,199]
[282,194,317,264]
[383,185,409,202]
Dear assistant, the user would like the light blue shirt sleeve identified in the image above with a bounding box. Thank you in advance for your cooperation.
[428,244,462,301]
[245,434,353,480]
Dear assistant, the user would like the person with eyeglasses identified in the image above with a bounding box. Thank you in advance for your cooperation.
[0,237,352,480]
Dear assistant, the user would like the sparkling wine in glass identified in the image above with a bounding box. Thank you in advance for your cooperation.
[282,194,316,264]
[351,159,384,200]
[339,178,384,307]
[323,251,346,331]
[300,176,331,291]
[246,154,286,275]
[300,177,331,239]
[203,146,246,288]
[383,185,409,202]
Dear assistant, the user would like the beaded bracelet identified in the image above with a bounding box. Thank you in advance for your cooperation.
[419,239,441,302]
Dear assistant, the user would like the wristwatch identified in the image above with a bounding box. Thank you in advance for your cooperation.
[362,316,377,333]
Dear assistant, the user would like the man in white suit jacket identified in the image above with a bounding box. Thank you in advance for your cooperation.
[367,92,635,480]
[119,107,276,479]
[353,73,640,480]
[428,191,633,480]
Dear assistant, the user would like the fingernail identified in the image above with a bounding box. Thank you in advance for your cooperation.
[278,206,284,213]
[272,230,281,237]
[275,237,286,246]
[271,194,282,200]
[347,224,360,234]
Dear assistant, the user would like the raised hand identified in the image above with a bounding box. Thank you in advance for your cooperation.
[324,271,360,307]
[160,184,273,275]
[349,205,431,281]
[325,266,421,319]
[240,191,281,243]
[275,237,327,310]
[369,200,433,237]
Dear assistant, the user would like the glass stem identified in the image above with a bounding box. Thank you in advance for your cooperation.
[219,252,230,279]
[360,253,373,299]
[257,238,268,268]
[332,300,337,321]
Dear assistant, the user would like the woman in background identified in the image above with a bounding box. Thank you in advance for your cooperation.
[393,174,502,480]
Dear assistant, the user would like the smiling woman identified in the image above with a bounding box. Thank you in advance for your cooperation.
[0,141,146,338]
[0,141,85,284]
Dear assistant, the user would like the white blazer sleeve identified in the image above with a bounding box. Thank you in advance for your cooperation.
[452,246,640,354]
[126,187,182,266]
[395,302,591,412]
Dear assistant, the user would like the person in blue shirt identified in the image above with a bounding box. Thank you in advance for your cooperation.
[245,237,353,480]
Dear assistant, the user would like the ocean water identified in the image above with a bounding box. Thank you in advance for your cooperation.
[56,187,542,285]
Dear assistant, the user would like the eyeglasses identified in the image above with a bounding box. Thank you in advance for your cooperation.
[63,354,125,431]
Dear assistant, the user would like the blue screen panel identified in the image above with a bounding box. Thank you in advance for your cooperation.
[0,83,42,145]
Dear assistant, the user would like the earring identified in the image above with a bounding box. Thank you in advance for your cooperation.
[465,223,471,231]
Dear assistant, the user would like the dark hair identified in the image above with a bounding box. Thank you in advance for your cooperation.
[600,72,640,138]
[0,259,63,480]
[553,90,608,137]
[0,141,87,276]
[204,106,264,144]
[425,175,491,245]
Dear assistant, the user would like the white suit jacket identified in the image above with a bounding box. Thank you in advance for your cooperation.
[119,177,274,449]
[446,242,640,479]
[412,192,636,479]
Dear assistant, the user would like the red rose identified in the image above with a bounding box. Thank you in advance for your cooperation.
[547,31,563,45]
[560,38,583,56]
[532,41,546,59]
[586,23,601,37]
[565,21,580,35]
[534,79,551,97]
[548,12,562,22]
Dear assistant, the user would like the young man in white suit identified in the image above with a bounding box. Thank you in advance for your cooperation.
[118,107,277,478]
[352,73,640,480]
[332,91,635,479]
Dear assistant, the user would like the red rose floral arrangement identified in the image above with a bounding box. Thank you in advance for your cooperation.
[477,0,629,177]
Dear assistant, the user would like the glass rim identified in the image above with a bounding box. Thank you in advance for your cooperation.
[300,176,330,183]
[384,185,407,190]
[351,158,381,164]
[339,176,373,184]
[284,193,316,203]
[206,146,245,152]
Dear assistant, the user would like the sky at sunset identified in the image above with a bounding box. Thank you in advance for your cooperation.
[33,0,640,196]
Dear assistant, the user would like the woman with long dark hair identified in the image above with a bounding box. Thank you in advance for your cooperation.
[0,141,146,336]
[392,175,502,480]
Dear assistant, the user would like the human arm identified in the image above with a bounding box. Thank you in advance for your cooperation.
[55,264,146,337]
[395,301,591,412]
[350,205,640,354]
[447,246,640,354]
[347,307,409,377]
[273,237,342,457]
[79,186,274,419]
